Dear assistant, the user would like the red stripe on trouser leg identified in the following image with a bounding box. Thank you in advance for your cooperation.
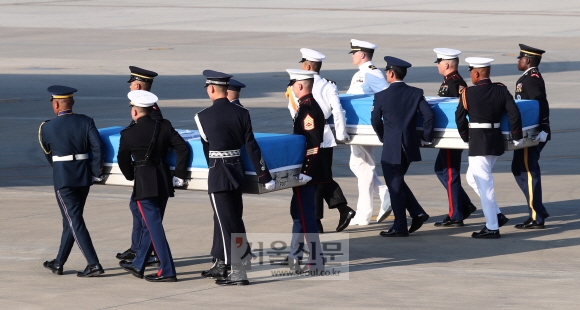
[446,149,454,217]
[137,200,162,276]
[295,187,311,268]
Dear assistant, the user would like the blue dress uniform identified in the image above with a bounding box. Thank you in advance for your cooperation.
[117,66,165,263]
[39,86,104,277]
[194,71,273,276]
[371,57,434,237]
[117,90,190,282]
[511,44,550,228]
[433,68,476,226]
[228,79,245,107]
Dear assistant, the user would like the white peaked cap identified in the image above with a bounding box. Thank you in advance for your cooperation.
[286,69,316,81]
[465,57,494,68]
[300,48,326,62]
[128,90,158,107]
[350,39,377,50]
[433,48,462,60]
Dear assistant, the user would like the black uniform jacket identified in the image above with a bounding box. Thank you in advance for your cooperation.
[118,115,190,200]
[293,94,329,184]
[439,71,467,98]
[39,113,103,190]
[371,82,434,165]
[456,79,523,156]
[151,103,163,120]
[196,97,272,193]
[515,67,550,140]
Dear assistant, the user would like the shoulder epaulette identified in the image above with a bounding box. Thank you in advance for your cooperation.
[369,65,378,70]
[38,121,51,155]
[323,78,336,85]
[530,68,541,78]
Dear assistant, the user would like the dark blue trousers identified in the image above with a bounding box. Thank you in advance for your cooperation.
[382,158,425,234]
[291,184,324,270]
[511,142,548,223]
[54,186,99,265]
[434,148,472,221]
[129,196,142,252]
[132,197,175,277]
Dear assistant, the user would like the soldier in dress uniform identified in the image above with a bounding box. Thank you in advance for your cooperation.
[286,48,355,233]
[511,44,550,229]
[346,39,391,226]
[117,90,190,282]
[284,69,327,272]
[39,85,105,277]
[456,57,523,239]
[195,70,276,286]
[116,66,163,266]
[431,48,477,228]
[371,57,434,237]
[227,79,246,107]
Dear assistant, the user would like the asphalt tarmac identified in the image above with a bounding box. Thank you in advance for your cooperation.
[1,1,579,309]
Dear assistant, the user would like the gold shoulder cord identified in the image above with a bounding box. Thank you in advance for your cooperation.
[460,88,468,110]
[38,122,51,154]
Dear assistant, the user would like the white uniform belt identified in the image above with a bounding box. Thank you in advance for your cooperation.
[209,149,241,158]
[52,153,89,162]
[469,122,501,129]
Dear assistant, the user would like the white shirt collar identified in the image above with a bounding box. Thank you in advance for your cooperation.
[358,61,374,70]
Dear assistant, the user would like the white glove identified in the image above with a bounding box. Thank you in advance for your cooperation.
[512,139,523,147]
[264,180,276,190]
[172,176,184,187]
[341,132,351,142]
[534,131,548,142]
[297,173,312,184]
[421,140,433,146]
[92,176,103,183]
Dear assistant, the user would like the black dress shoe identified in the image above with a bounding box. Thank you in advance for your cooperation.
[145,274,177,282]
[434,215,449,227]
[215,270,249,286]
[515,219,545,229]
[317,219,324,234]
[201,258,230,279]
[472,226,501,239]
[409,213,429,233]
[119,260,143,278]
[116,248,137,261]
[379,229,409,237]
[434,218,464,227]
[77,263,105,277]
[43,259,63,275]
[336,208,356,232]
[463,203,477,220]
[497,213,509,227]
[146,255,160,267]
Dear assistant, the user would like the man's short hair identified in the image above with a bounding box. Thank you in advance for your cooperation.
[305,61,322,73]
[362,51,373,60]
[133,106,152,114]
[391,68,407,80]
[444,58,459,69]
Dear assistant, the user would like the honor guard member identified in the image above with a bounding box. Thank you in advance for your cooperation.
[227,79,246,107]
[195,70,275,286]
[116,66,163,266]
[117,90,190,282]
[432,48,477,227]
[371,57,434,237]
[285,69,327,272]
[39,85,105,277]
[511,44,550,229]
[287,48,355,233]
[346,39,391,226]
[456,57,523,239]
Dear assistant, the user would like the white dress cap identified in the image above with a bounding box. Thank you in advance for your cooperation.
[128,90,158,107]
[349,39,377,53]
[300,48,326,62]
[433,48,462,60]
[286,69,316,86]
[465,57,494,68]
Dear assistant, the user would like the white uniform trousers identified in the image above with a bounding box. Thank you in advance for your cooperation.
[466,156,501,230]
[349,145,385,223]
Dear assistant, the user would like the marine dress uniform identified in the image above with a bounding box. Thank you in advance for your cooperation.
[195,70,275,285]
[511,44,550,229]
[346,39,391,226]
[117,66,164,264]
[456,57,523,239]
[371,57,434,237]
[285,69,328,272]
[286,48,355,233]
[39,85,105,277]
[117,90,190,282]
[432,48,477,227]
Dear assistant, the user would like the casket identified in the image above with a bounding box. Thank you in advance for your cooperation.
[333,94,540,150]
[97,126,306,194]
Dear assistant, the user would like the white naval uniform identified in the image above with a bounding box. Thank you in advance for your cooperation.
[466,156,502,230]
[346,61,389,224]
